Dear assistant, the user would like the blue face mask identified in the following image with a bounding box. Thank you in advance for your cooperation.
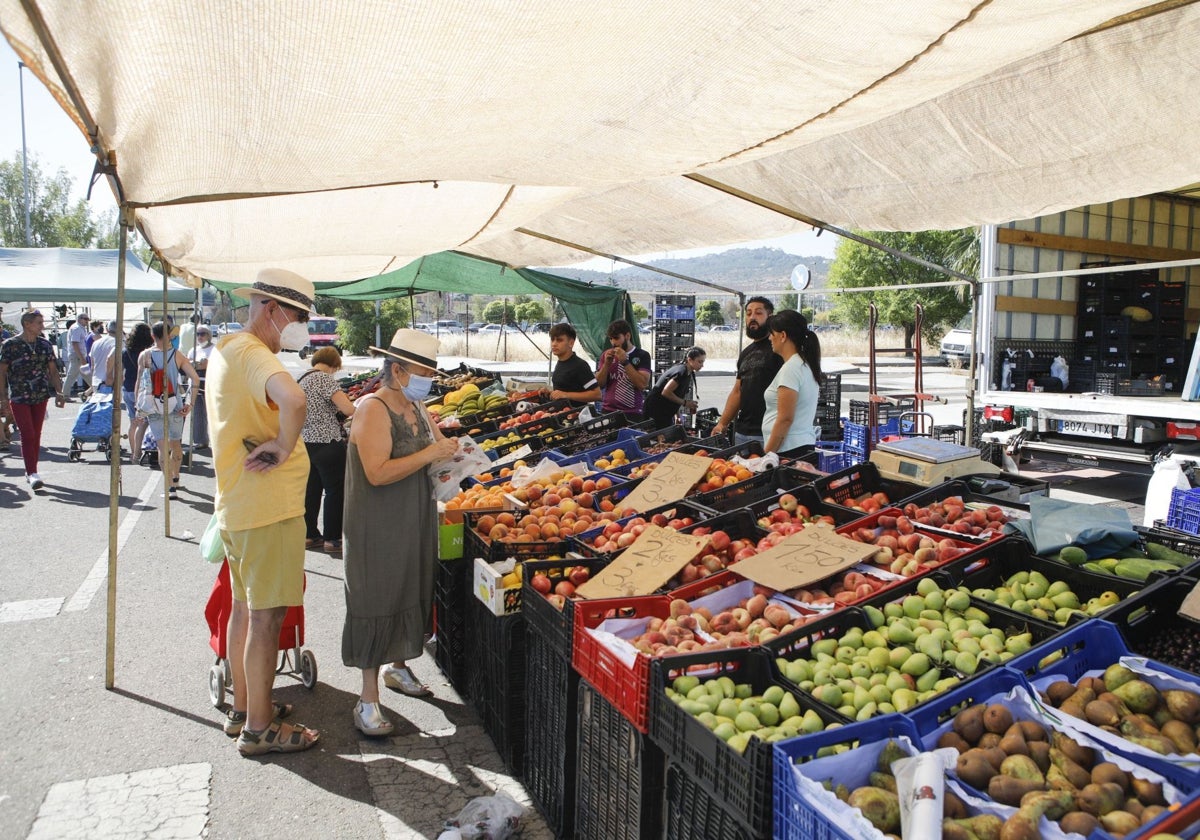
[401,373,433,402]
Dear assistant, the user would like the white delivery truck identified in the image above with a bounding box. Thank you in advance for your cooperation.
[970,191,1200,477]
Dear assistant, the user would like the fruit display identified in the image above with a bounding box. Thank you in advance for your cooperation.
[591,447,630,470]
[428,384,510,422]
[664,675,827,754]
[528,563,592,611]
[1055,540,1194,581]
[896,497,1012,535]
[1040,663,1200,759]
[939,697,1176,839]
[822,489,893,514]
[753,492,839,530]
[479,431,529,453]
[964,570,1125,626]
[1130,623,1200,675]
[497,407,569,430]
[582,511,701,555]
[781,569,897,609]
[471,471,621,545]
[841,515,976,576]
[342,371,381,399]
[627,595,812,659]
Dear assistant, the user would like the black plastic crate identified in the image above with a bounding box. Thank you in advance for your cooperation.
[634,424,691,454]
[462,510,573,563]
[811,461,924,515]
[848,398,914,425]
[466,597,526,775]
[741,483,862,528]
[569,499,717,564]
[524,632,579,838]
[575,679,665,840]
[1094,576,1200,677]
[664,762,757,840]
[691,465,814,513]
[434,557,470,697]
[1138,524,1200,569]
[521,555,614,662]
[649,647,842,839]
[896,479,1029,526]
[693,407,720,437]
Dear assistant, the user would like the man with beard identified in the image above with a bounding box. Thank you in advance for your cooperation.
[712,297,781,446]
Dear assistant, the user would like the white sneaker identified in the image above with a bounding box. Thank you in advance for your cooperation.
[27,473,44,490]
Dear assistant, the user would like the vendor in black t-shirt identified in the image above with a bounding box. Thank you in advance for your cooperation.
[643,346,705,430]
[548,323,600,406]
[713,297,783,445]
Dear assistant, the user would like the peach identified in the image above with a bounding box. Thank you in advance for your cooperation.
[746,593,769,619]
[669,598,692,619]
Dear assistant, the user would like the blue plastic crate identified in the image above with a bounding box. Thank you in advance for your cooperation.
[577,437,646,470]
[1168,487,1200,536]
[843,421,868,453]
[772,715,921,840]
[815,442,847,473]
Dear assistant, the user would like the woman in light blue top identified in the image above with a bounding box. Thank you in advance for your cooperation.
[761,309,823,458]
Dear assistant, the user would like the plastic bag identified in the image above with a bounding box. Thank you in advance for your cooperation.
[1006,496,1138,559]
[732,451,778,473]
[440,790,524,840]
[428,436,493,501]
[1050,356,1069,389]
[508,456,588,488]
[1145,458,1191,527]
[199,513,226,563]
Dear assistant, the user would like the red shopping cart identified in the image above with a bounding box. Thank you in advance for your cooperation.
[204,559,317,708]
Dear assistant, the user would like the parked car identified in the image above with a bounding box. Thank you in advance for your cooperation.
[940,314,973,361]
[479,323,521,335]
[433,320,463,334]
[213,322,242,335]
[530,322,553,334]
[467,321,486,333]
[298,316,339,359]
[708,324,737,332]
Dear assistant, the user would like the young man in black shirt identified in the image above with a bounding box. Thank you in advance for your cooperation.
[713,296,782,446]
[548,323,600,406]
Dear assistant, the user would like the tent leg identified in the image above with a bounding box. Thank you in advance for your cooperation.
[161,266,171,536]
[106,207,133,690]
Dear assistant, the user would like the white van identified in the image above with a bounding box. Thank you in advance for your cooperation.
[940,314,973,361]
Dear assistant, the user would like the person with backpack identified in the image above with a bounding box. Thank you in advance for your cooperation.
[135,321,200,497]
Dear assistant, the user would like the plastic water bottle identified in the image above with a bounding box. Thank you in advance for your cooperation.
[677,406,691,430]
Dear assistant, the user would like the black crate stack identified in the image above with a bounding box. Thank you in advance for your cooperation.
[815,373,842,442]
[1073,265,1186,394]
[653,294,696,376]
[433,557,470,697]
[989,339,1075,392]
[465,597,526,775]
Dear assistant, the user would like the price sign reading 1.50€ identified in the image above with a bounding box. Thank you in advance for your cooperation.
[575,524,710,599]
[616,452,713,514]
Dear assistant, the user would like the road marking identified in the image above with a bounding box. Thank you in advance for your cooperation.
[28,762,210,840]
[0,598,64,623]
[61,471,162,614]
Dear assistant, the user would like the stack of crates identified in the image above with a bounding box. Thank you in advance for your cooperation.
[653,294,696,376]
[815,373,842,442]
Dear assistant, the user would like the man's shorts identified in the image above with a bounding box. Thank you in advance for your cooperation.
[139,410,185,441]
[220,516,305,609]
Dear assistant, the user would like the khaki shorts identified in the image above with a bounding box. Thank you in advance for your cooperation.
[220,516,305,609]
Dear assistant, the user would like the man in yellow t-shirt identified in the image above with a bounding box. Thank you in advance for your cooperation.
[208,267,319,756]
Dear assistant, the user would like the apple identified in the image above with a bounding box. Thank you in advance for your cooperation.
[554,580,576,598]
[531,573,552,595]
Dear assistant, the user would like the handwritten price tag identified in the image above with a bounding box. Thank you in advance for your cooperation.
[616,451,713,514]
[575,524,709,599]
[1179,580,1200,623]
[732,526,877,592]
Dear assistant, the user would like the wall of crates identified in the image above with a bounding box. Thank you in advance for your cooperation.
[653,293,695,376]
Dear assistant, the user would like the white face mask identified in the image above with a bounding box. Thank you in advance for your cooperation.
[272,308,309,351]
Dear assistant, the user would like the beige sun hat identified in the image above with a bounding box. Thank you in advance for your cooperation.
[232,267,316,312]
[370,328,441,374]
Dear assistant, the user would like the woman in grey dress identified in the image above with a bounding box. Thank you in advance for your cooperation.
[342,329,459,736]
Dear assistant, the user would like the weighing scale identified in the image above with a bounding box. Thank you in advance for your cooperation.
[869,438,1001,486]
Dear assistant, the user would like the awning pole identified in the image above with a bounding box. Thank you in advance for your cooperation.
[161,265,171,535]
[106,206,133,690]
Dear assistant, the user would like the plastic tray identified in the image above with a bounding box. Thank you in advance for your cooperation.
[834,507,988,567]
[520,555,613,662]
[577,437,646,471]
[772,715,922,840]
[568,499,718,563]
[466,598,526,774]
[462,510,574,564]
[895,479,1030,526]
[575,679,666,840]
[664,761,757,840]
[523,631,579,838]
[812,461,924,516]
[433,557,471,697]
[649,646,845,839]
[634,424,691,454]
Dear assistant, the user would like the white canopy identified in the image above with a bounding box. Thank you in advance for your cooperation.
[0,248,192,304]
[3,1,1198,281]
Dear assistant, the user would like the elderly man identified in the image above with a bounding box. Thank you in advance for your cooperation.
[208,268,319,756]
[64,313,91,397]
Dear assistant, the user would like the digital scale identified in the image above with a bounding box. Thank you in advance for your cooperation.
[869,437,1001,486]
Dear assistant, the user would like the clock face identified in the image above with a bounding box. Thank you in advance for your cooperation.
[790,264,811,291]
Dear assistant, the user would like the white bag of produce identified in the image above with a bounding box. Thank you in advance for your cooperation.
[428,436,494,501]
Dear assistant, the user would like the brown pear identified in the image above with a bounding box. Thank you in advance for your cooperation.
[1130,776,1166,806]
[1045,680,1076,705]
[1026,740,1051,774]
[1089,762,1129,792]
[983,703,1013,734]
[1160,719,1197,754]
[1017,720,1048,742]
[953,704,986,744]
[1163,688,1200,724]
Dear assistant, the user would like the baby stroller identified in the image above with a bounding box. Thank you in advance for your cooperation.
[68,387,115,462]
[204,558,317,708]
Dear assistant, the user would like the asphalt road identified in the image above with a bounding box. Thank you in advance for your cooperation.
[0,353,1151,839]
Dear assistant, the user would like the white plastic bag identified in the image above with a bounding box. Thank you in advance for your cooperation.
[1145,458,1190,527]
[732,452,778,473]
[441,790,525,840]
[428,436,492,501]
[1050,356,1069,388]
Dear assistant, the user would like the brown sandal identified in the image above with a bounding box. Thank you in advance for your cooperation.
[236,718,319,756]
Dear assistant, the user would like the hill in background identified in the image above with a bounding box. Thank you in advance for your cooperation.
[545,247,834,297]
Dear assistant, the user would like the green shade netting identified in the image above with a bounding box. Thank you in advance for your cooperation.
[204,251,633,359]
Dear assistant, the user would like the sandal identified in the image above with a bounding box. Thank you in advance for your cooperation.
[305,538,323,550]
[236,718,319,756]
[223,702,293,737]
[383,665,433,698]
[323,540,342,555]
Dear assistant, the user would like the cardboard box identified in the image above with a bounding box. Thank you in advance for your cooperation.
[473,557,522,616]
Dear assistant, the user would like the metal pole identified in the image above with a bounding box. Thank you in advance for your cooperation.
[106,206,132,689]
[161,266,171,534]
[374,299,381,348]
[18,62,32,245]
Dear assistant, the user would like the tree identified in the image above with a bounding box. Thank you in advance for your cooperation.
[828,230,973,353]
[324,297,415,354]
[779,293,798,311]
[483,299,516,324]
[696,300,724,328]
[515,300,547,324]
[632,303,649,322]
[0,153,109,247]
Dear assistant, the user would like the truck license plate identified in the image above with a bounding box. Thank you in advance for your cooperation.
[1057,420,1115,438]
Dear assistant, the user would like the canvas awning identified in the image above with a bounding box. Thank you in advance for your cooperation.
[4,2,1198,281]
[206,251,634,359]
[0,247,192,304]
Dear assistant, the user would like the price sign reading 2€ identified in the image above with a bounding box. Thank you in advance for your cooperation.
[732,527,878,592]
[616,452,713,514]
[575,525,709,599]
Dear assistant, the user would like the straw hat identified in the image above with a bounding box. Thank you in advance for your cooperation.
[232,267,316,312]
[371,328,441,374]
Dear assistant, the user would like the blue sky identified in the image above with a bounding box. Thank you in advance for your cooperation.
[0,40,837,264]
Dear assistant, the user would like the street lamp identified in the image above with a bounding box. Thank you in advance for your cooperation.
[18,61,32,245]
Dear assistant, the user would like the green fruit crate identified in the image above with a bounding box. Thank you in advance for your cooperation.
[523,631,579,838]
[575,679,665,840]
[664,761,757,840]
[648,646,847,840]
[772,714,922,840]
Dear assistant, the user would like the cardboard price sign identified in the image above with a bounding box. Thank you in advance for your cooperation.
[1178,580,1200,623]
[616,451,713,513]
[732,526,878,592]
[575,525,709,599]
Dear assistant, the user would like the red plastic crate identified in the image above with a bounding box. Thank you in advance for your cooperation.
[571,595,670,733]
